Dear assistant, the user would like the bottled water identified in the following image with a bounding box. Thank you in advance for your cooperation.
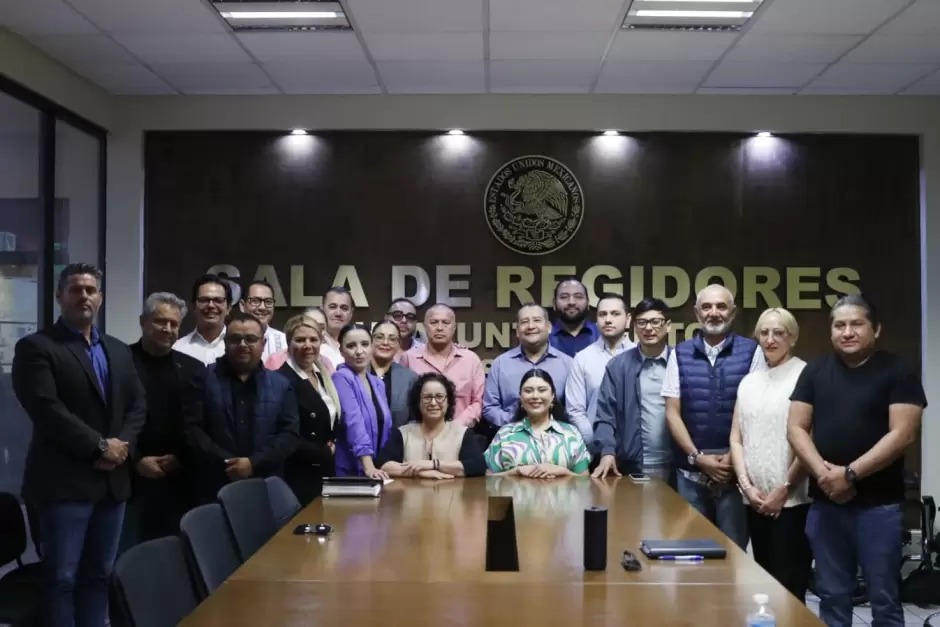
[746,593,776,627]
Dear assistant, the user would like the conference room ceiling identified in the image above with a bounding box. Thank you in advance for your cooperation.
[1,0,940,96]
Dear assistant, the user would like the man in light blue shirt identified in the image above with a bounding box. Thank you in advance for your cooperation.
[483,303,574,428]
[565,293,635,444]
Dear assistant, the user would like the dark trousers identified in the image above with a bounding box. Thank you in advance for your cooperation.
[37,497,125,627]
[806,501,904,627]
[119,477,190,553]
[676,473,749,549]
[747,504,811,602]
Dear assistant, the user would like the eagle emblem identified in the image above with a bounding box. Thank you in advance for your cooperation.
[484,156,584,255]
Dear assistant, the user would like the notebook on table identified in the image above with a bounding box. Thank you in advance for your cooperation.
[639,539,727,559]
[322,477,385,498]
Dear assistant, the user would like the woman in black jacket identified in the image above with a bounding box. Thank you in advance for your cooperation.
[277,314,341,504]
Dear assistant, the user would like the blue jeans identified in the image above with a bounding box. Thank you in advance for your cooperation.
[38,498,126,627]
[806,502,903,627]
[676,473,748,549]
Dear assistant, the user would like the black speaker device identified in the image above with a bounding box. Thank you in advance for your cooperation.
[583,506,608,571]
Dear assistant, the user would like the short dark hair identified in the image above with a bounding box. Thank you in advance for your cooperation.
[596,292,627,311]
[191,274,233,305]
[408,373,456,423]
[517,301,550,320]
[634,297,670,319]
[242,280,274,300]
[830,293,879,328]
[511,369,571,424]
[338,322,369,345]
[388,297,416,311]
[371,320,398,337]
[326,286,354,307]
[553,277,587,301]
[225,308,263,332]
[57,263,102,293]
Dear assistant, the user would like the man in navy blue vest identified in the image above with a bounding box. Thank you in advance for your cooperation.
[183,309,300,502]
[662,284,762,549]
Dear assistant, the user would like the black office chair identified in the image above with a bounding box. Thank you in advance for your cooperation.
[0,492,42,627]
[266,476,301,529]
[218,478,278,562]
[110,536,198,627]
[179,504,241,599]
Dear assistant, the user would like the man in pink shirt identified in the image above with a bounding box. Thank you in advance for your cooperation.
[399,304,485,427]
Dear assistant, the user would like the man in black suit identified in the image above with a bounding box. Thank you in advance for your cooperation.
[121,292,205,551]
[184,309,300,503]
[12,263,146,627]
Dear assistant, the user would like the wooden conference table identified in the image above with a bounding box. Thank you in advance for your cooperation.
[181,476,823,626]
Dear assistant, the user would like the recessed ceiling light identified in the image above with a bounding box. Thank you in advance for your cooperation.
[220,11,338,19]
[447,129,465,135]
[756,131,772,138]
[602,130,620,136]
[291,129,308,135]
[635,10,753,17]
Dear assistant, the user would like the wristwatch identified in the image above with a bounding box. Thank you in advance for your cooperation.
[98,438,108,455]
[687,450,703,466]
[844,466,858,486]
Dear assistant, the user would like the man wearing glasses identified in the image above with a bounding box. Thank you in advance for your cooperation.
[240,280,288,362]
[593,298,674,482]
[173,274,232,365]
[183,309,299,502]
[386,298,425,354]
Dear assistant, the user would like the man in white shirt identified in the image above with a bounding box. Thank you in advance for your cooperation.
[323,287,354,355]
[173,274,231,365]
[239,280,287,362]
[565,293,634,444]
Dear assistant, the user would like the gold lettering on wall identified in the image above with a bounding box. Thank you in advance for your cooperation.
[496,266,534,308]
[694,266,738,298]
[290,265,321,308]
[652,266,690,308]
[742,267,782,309]
[541,266,577,306]
[582,265,623,306]
[457,322,482,348]
[253,265,287,306]
[332,265,368,308]
[630,265,644,307]
[786,267,821,309]
[825,267,862,306]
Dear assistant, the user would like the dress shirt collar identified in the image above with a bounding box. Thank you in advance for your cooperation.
[510,344,564,363]
[519,416,564,435]
[191,326,225,347]
[590,336,633,357]
[638,344,669,362]
[550,319,597,339]
[59,317,101,346]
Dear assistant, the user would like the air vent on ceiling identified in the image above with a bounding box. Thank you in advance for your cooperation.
[622,0,762,31]
[212,1,351,32]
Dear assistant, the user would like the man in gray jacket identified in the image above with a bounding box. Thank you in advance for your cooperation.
[593,298,673,481]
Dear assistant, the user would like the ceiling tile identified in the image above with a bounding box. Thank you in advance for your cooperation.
[75,62,176,94]
[491,0,623,31]
[748,0,910,35]
[66,0,227,34]
[113,33,250,65]
[726,33,862,63]
[264,60,380,94]
[697,87,797,95]
[704,61,827,88]
[151,63,276,93]
[30,34,137,65]
[607,31,737,62]
[803,62,935,94]
[0,0,98,35]
[490,60,597,93]
[879,0,940,35]
[237,32,367,62]
[595,60,713,93]
[489,31,608,60]
[345,0,483,33]
[363,32,483,61]
[902,68,940,95]
[377,60,484,93]
[843,35,940,64]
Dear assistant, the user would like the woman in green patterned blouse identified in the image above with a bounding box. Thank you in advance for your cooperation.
[484,369,591,478]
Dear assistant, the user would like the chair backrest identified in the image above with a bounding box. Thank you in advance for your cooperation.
[217,478,278,562]
[265,476,301,528]
[0,492,27,566]
[111,536,198,627]
[179,504,241,599]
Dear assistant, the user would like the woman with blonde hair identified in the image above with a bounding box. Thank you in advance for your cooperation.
[729,307,811,602]
[279,314,342,503]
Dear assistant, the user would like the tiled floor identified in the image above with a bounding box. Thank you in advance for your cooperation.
[805,594,939,625]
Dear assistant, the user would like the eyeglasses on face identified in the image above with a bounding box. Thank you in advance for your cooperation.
[388,311,417,322]
[420,394,447,405]
[635,318,666,329]
[196,297,227,306]
[225,334,261,346]
[246,297,275,307]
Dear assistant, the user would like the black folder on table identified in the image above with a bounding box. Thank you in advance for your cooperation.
[639,539,727,559]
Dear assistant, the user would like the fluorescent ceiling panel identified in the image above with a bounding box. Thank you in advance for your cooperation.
[623,0,762,30]
[212,1,350,30]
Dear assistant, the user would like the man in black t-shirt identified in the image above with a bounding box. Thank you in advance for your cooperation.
[788,295,926,627]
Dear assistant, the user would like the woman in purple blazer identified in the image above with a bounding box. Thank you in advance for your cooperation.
[332,323,392,478]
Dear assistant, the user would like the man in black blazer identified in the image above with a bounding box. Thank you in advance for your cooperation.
[121,292,205,551]
[12,263,146,627]
[184,309,300,503]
